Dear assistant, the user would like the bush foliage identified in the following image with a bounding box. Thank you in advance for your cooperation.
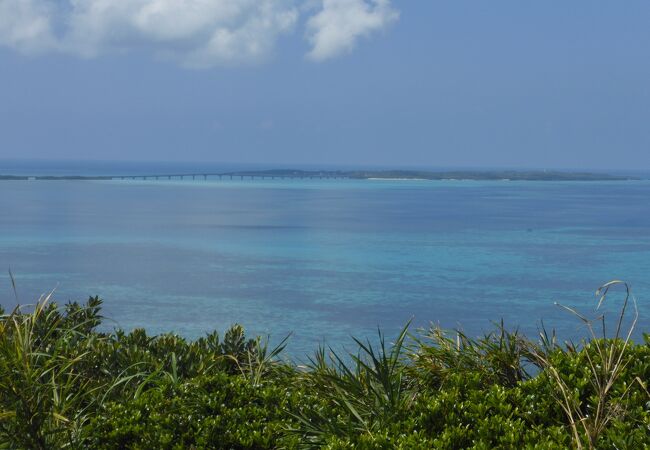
[0,283,648,449]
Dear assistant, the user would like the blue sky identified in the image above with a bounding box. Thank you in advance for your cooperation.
[0,1,649,170]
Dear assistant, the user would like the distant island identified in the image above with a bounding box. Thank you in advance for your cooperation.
[0,169,640,181]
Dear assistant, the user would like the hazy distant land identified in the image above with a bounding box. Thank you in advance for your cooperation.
[0,169,640,181]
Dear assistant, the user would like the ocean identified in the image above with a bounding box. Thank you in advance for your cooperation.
[1,162,649,356]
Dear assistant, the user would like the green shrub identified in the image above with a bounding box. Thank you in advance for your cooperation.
[84,373,301,449]
[0,282,648,449]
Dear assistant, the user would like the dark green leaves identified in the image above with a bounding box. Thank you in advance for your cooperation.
[0,284,648,449]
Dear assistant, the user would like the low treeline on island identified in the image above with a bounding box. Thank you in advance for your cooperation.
[0,169,641,181]
[0,282,648,449]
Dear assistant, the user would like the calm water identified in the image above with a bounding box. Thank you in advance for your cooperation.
[1,177,649,356]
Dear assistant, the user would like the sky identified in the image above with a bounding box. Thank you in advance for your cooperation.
[0,1,649,170]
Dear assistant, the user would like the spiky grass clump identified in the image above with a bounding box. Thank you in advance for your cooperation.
[0,293,108,448]
[411,320,532,390]
[528,281,646,449]
[290,323,413,448]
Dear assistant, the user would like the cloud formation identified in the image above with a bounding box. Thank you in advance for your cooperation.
[306,0,399,61]
[0,0,398,67]
[0,0,57,52]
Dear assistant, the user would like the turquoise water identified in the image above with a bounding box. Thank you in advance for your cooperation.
[1,178,649,356]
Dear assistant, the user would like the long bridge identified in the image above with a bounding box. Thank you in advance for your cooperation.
[112,171,353,181]
[0,170,356,182]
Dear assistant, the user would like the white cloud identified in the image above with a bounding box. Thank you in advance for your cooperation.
[306,0,399,61]
[0,0,57,52]
[62,0,299,67]
[0,0,298,67]
[0,0,399,67]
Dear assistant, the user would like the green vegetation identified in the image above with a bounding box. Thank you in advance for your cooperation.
[0,282,648,449]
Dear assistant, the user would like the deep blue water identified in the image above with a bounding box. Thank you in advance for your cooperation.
[1,173,649,356]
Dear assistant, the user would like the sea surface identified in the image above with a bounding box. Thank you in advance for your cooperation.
[1,165,649,356]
